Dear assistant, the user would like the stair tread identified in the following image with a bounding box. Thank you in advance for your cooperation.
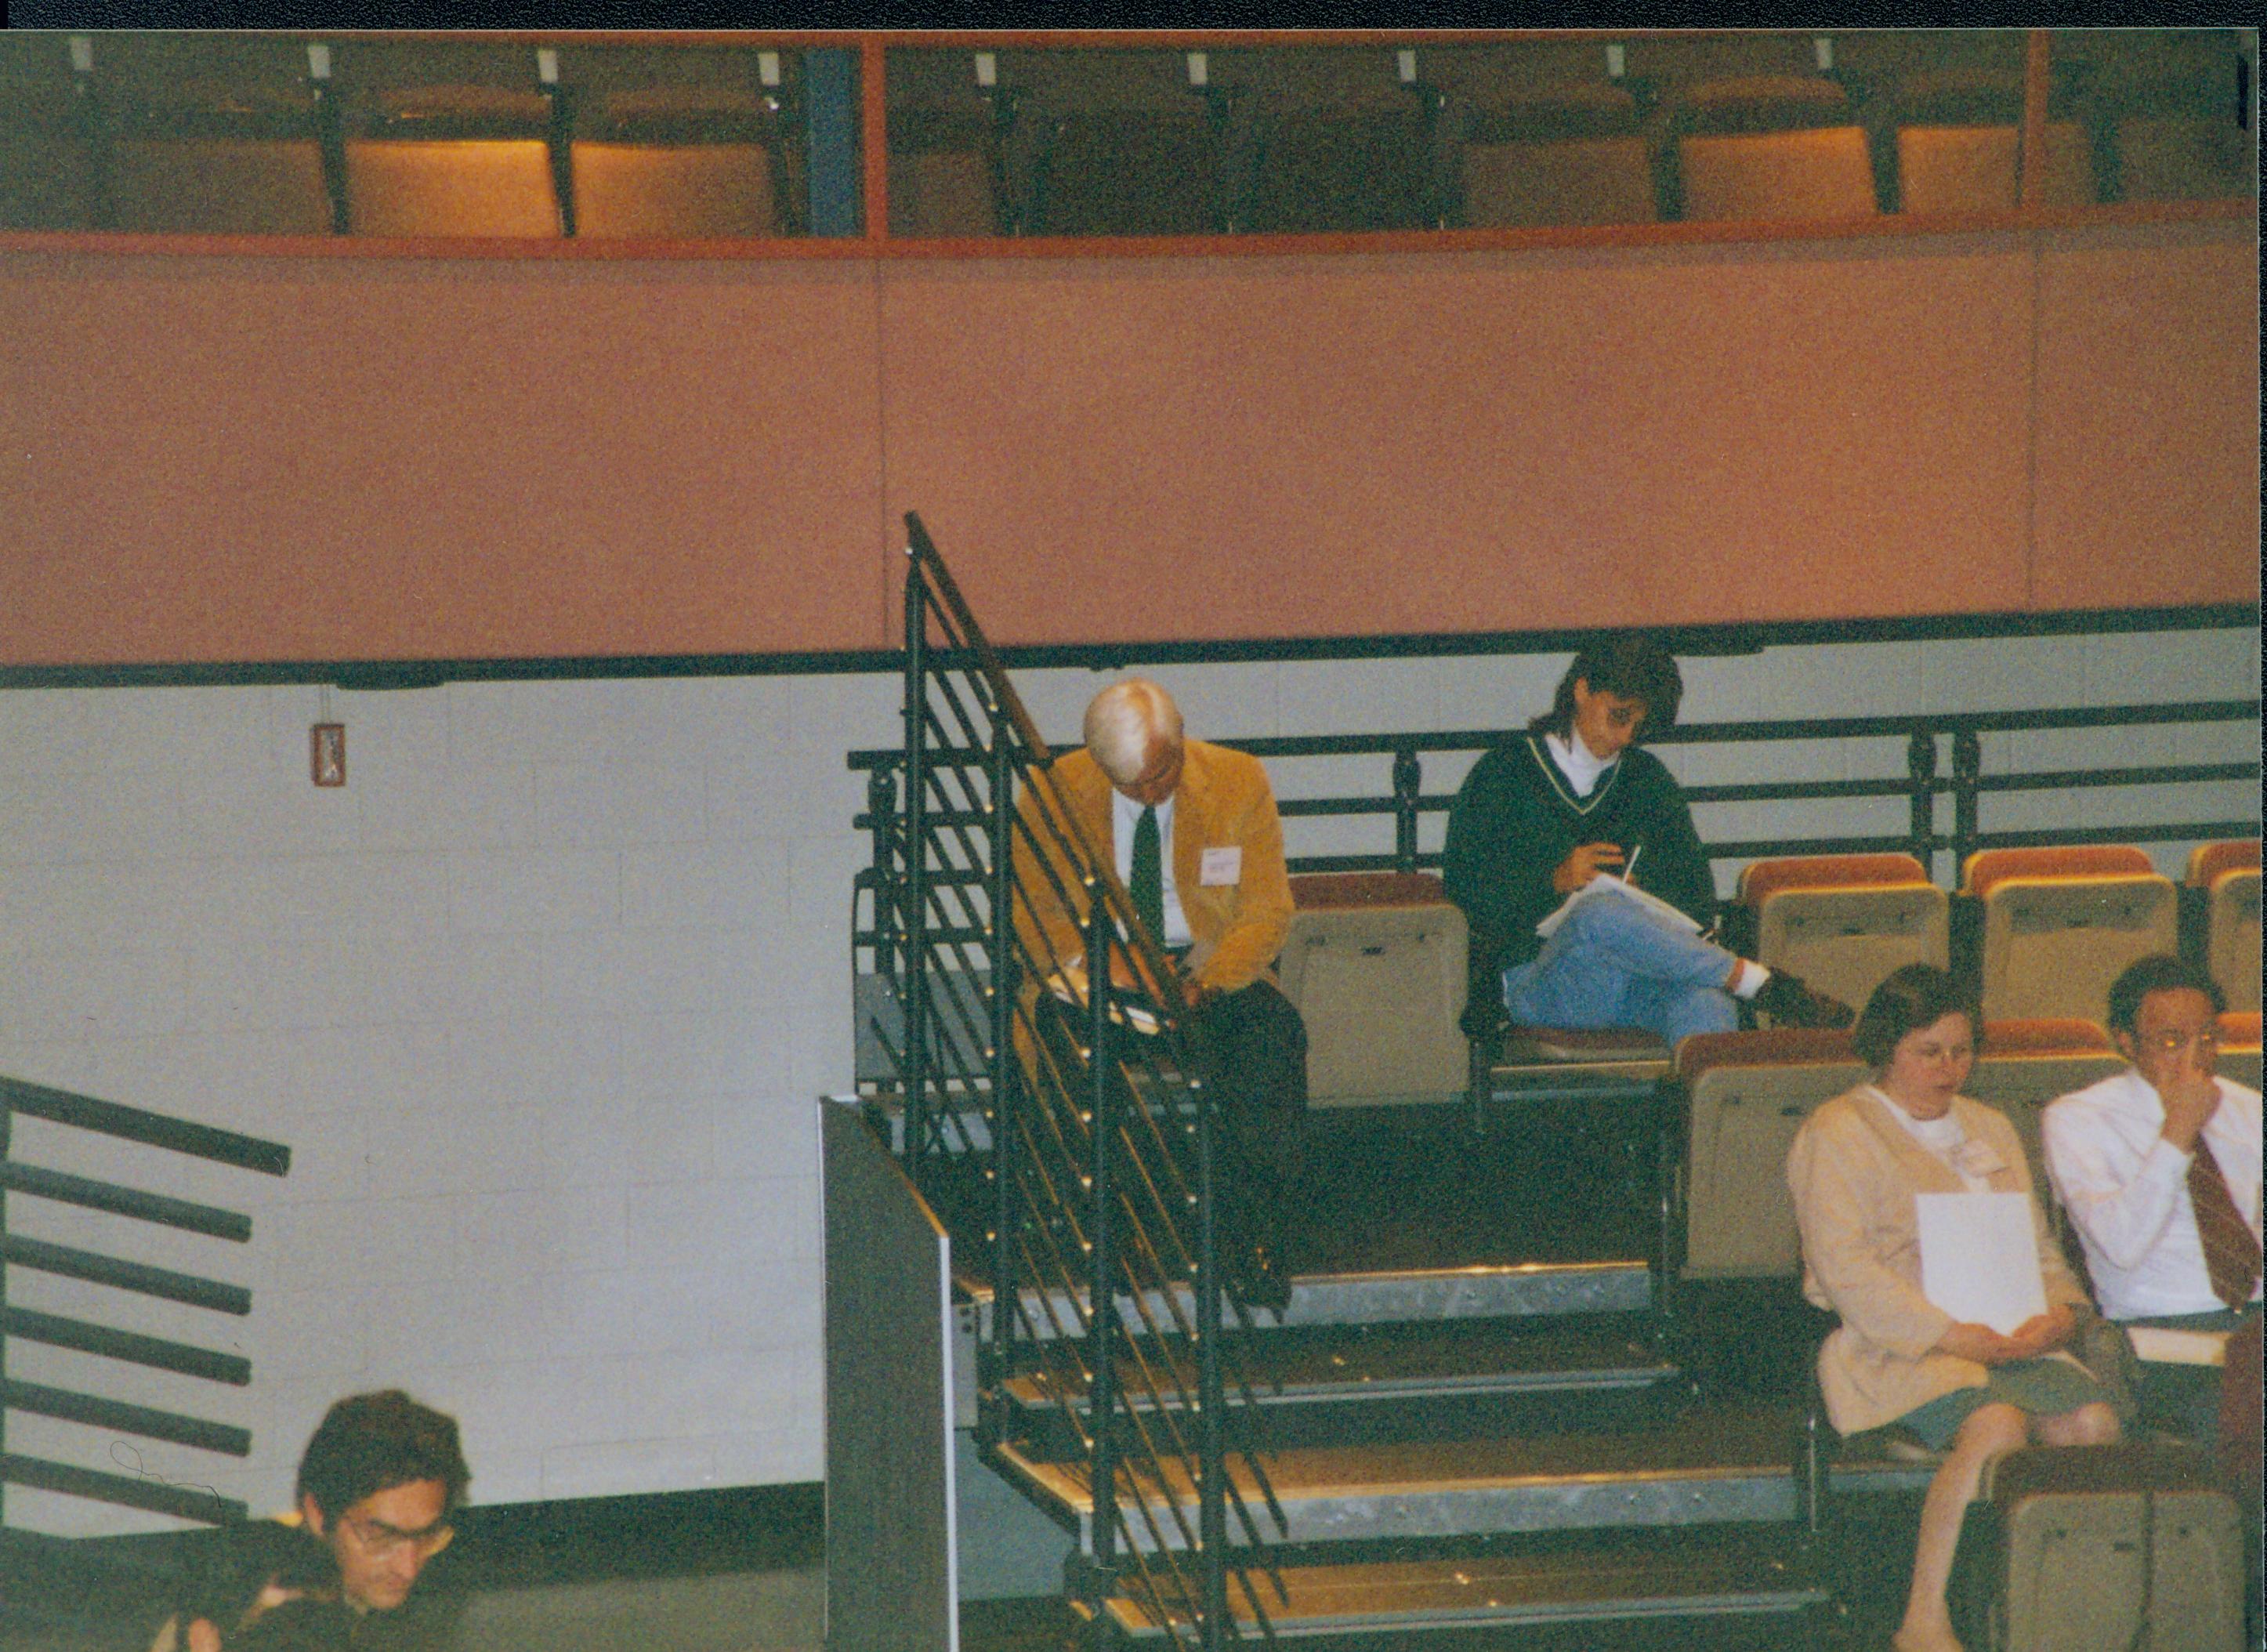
[1108,1527,1824,1635]
[1005,1321,1675,1411]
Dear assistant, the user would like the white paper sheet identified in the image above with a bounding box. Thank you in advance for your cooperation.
[2128,1326,2229,1367]
[1534,872,1703,940]
[1914,1191,2048,1334]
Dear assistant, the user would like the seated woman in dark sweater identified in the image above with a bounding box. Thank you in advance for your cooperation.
[1443,635,1850,1047]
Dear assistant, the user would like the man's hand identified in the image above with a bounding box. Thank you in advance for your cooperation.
[1934,1321,2024,1366]
[2155,1045,2222,1154]
[1552,841,1625,896]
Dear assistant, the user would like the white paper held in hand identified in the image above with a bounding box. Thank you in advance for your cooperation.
[1914,1191,2048,1335]
[1534,872,1701,940]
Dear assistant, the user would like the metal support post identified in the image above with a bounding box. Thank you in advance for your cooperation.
[1392,745,1422,874]
[1083,886,1121,1630]
[902,555,932,1176]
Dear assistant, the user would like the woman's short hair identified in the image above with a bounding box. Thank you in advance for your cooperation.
[1853,963,1983,1068]
[1531,635,1683,739]
[296,1390,469,1520]
[1084,679,1183,787]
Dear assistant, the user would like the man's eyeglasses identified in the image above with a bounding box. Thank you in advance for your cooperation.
[341,1513,454,1561]
[2137,1027,2220,1056]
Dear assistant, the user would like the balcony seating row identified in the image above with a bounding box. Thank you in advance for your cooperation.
[1284,838,2260,1112]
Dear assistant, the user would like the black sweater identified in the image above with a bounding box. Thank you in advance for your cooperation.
[1443,732,1717,984]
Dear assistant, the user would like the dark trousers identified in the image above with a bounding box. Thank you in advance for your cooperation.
[1186,978,1310,1259]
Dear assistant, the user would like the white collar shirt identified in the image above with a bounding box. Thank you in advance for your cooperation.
[2041,1068,2264,1320]
[1110,786,1190,949]
[1544,730,1615,799]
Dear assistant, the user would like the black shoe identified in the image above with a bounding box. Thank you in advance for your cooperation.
[1226,1241,1293,1318]
[1755,970,1856,1031]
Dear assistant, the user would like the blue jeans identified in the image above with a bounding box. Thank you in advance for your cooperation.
[1501,889,1739,1048]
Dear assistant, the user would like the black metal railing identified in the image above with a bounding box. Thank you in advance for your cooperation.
[867,513,1284,1647]
[856,700,2259,890]
[2,1075,290,1530]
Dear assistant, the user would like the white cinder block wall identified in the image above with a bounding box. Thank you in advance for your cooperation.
[1,625,2256,1534]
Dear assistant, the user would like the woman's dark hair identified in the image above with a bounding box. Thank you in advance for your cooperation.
[1531,634,1684,739]
[296,1390,469,1520]
[1853,963,1984,1068]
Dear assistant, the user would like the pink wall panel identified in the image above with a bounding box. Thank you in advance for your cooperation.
[0,253,889,665]
[2031,225,2261,613]
[876,240,2036,647]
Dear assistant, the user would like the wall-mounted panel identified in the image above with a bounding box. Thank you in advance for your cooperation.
[0,252,889,666]
[876,238,2035,647]
[2031,223,2261,613]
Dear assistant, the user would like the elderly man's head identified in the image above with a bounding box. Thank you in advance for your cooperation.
[1085,679,1185,806]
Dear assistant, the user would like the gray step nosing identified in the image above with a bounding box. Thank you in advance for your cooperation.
[1009,1364,1675,1410]
[1111,1584,1830,1638]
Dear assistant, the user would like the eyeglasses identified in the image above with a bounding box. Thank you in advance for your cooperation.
[2137,1028,2220,1056]
[342,1512,454,1561]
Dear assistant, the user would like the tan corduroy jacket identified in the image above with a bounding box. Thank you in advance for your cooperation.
[1787,1086,2090,1436]
[1015,740,1293,996]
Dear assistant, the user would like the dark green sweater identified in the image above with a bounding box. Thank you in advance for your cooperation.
[1443,731,1717,981]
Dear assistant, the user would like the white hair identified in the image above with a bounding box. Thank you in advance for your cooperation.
[1083,679,1182,785]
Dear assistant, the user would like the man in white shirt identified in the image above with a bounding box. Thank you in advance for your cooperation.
[2043,955,2262,1437]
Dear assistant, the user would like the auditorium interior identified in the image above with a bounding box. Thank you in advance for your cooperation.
[0,24,2259,1652]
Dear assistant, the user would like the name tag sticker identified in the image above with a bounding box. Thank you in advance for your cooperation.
[1199,846,1242,886]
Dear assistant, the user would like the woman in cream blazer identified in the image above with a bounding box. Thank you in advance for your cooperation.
[1788,964,2118,1652]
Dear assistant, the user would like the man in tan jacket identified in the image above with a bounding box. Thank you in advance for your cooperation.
[1017,679,1307,1311]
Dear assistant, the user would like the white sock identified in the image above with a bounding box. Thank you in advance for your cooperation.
[1730,961,1769,1000]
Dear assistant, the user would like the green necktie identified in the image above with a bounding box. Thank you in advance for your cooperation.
[1129,805,1164,944]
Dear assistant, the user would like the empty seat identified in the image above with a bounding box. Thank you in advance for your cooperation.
[885,49,998,237]
[1888,67,2093,213]
[2091,69,2255,202]
[1963,845,2178,1024]
[1678,1028,1867,1281]
[2187,839,2261,1013]
[336,42,560,238]
[0,34,96,230]
[97,34,331,236]
[573,85,781,237]
[1737,853,1949,1022]
[1459,82,1656,229]
[1280,872,1467,1107]
[1245,49,1434,232]
[1965,1016,2125,1193]
[2216,1010,2262,1092]
[1008,50,1218,237]
[1668,74,1878,223]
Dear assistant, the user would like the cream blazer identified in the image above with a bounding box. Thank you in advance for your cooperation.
[1787,1086,2090,1436]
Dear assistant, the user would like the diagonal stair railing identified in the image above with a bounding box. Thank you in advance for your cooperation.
[2,1074,291,1531]
[875,512,1286,1647]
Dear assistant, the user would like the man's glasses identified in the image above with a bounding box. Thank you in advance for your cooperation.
[342,1512,454,1561]
[2137,1027,2220,1056]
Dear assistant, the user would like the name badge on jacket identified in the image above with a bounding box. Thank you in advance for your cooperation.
[1199,847,1242,886]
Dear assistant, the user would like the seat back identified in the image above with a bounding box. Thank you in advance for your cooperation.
[1280,872,1468,1107]
[1459,82,1654,228]
[1669,75,1877,223]
[1967,1018,2125,1191]
[1678,1028,1867,1281]
[341,76,560,237]
[1740,853,1949,1019]
[98,34,330,236]
[1965,847,2178,1024]
[2217,1011,2262,1093]
[2189,841,2262,1014]
[1885,66,2093,213]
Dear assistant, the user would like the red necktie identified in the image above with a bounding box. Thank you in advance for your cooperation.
[2188,1135,2262,1310]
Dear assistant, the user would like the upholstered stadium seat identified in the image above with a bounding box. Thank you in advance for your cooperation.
[1677,1028,1866,1281]
[1887,67,2093,213]
[1965,1016,2125,1193]
[1737,853,1949,1023]
[101,35,332,235]
[1245,49,1434,233]
[0,33,96,230]
[2216,1010,2262,1092]
[572,84,781,238]
[1667,74,1878,223]
[1002,49,1219,237]
[343,82,560,237]
[2187,840,2262,1013]
[1280,871,1468,1107]
[1459,82,1656,229]
[1963,845,2178,1024]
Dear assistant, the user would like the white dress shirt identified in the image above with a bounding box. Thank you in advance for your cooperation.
[2042,1068,2264,1320]
[1110,786,1190,948]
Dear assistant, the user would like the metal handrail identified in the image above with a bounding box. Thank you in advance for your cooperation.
[884,513,1283,1648]
[1,1075,290,1528]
